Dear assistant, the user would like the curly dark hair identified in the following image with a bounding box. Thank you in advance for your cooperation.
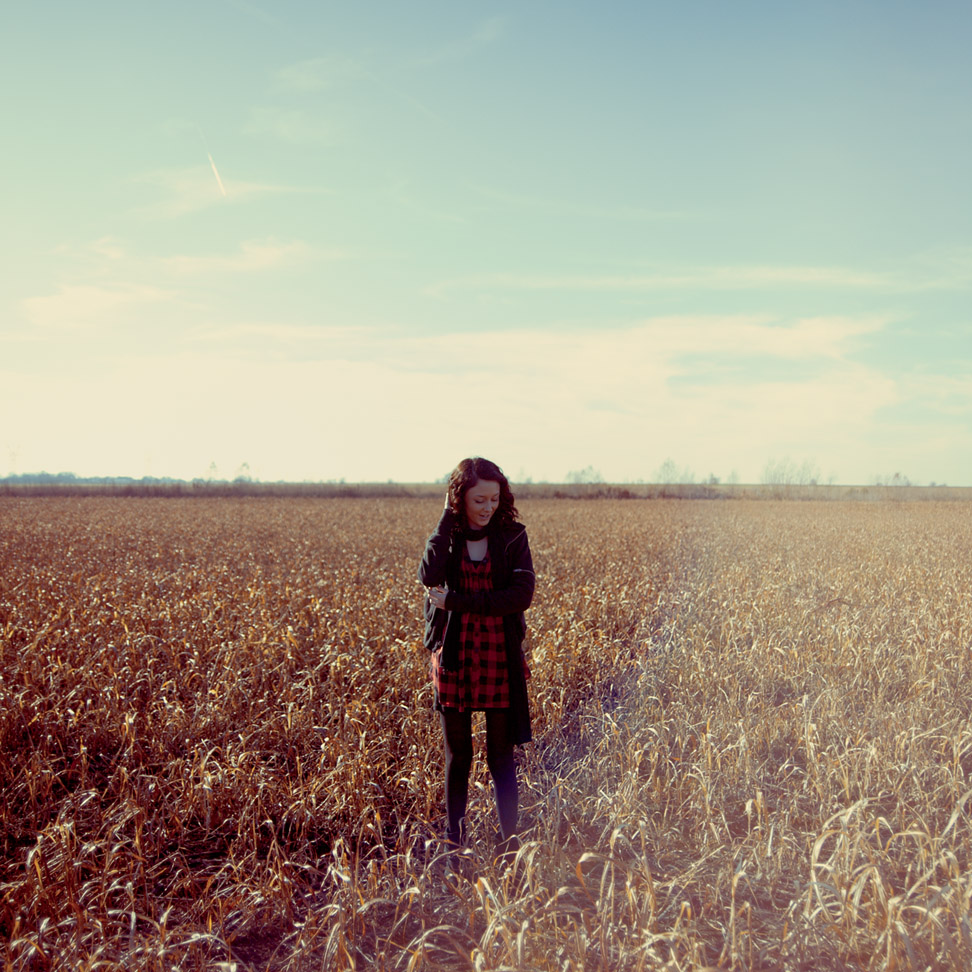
[447,457,519,529]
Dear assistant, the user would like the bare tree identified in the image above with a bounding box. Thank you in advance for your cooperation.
[566,465,604,484]
[763,456,820,486]
[873,471,912,487]
[653,458,696,484]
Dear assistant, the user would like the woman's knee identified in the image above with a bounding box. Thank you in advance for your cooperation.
[441,710,474,767]
[485,710,516,772]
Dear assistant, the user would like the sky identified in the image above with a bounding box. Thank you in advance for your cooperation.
[2,1,971,486]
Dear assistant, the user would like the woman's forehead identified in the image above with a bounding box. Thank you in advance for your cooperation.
[468,479,500,495]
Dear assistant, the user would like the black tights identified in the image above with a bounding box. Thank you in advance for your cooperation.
[440,707,518,845]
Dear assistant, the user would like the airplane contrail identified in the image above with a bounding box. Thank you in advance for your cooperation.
[197,125,228,197]
[207,152,228,197]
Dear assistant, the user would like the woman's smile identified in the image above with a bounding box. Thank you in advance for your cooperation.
[464,479,500,529]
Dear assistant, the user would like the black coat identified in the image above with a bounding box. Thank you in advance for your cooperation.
[418,508,535,744]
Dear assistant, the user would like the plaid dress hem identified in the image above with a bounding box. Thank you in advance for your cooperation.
[432,547,510,710]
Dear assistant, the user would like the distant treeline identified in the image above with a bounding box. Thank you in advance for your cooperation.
[1,474,970,502]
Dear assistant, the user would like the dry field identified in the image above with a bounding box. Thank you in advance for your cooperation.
[1,496,971,970]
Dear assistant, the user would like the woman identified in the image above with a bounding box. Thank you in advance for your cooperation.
[419,457,535,860]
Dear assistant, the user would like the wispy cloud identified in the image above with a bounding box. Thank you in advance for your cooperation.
[392,316,888,388]
[49,235,335,278]
[243,106,339,144]
[410,17,507,67]
[467,183,695,223]
[84,237,127,261]
[429,250,972,299]
[178,314,884,376]
[379,316,901,481]
[426,265,896,298]
[162,239,338,275]
[12,237,340,338]
[9,310,965,484]
[108,313,899,482]
[220,0,283,31]
[133,167,299,218]
[651,315,890,361]
[907,247,972,291]
[273,55,370,92]
[385,179,467,224]
[262,43,452,141]
[897,372,972,417]
[21,283,174,330]
[187,322,372,345]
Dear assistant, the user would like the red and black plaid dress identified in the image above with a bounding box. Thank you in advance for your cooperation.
[432,547,510,710]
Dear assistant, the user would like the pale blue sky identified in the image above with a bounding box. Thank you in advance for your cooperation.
[3,1,970,484]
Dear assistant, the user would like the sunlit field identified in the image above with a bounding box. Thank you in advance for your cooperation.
[2,496,971,970]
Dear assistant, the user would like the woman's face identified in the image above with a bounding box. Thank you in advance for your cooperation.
[463,479,500,530]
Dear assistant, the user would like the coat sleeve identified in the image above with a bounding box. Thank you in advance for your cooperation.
[418,508,458,588]
[445,527,535,616]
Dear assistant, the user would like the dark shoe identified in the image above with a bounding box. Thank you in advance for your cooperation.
[441,818,468,887]
[445,816,467,852]
[495,833,521,869]
[443,848,465,885]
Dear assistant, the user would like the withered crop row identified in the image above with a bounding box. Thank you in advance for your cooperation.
[1,497,971,970]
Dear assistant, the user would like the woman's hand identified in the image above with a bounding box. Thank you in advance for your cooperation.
[428,585,448,610]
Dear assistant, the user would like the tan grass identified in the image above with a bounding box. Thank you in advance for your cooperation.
[2,497,971,970]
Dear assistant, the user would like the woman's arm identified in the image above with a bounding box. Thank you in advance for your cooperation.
[444,528,535,616]
[417,506,458,588]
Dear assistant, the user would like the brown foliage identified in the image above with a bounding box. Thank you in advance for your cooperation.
[2,497,971,969]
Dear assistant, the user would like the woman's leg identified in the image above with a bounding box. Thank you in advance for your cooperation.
[484,708,518,842]
[440,708,473,846]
